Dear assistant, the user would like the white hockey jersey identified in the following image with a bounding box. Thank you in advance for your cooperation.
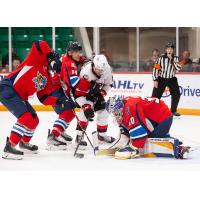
[75,61,113,107]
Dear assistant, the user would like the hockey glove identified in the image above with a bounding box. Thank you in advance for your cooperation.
[47,51,62,73]
[94,95,106,112]
[99,89,107,97]
[86,81,100,102]
[82,104,94,121]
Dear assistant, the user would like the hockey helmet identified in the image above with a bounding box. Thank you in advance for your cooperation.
[92,54,110,75]
[67,41,82,52]
[106,96,124,124]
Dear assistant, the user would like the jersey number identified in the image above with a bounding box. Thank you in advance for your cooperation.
[129,117,135,126]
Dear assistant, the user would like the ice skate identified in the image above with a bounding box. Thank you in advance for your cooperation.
[97,132,115,144]
[2,138,24,160]
[59,132,73,144]
[46,134,67,151]
[19,141,38,154]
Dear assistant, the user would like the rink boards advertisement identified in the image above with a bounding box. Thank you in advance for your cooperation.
[0,72,200,115]
[109,72,200,115]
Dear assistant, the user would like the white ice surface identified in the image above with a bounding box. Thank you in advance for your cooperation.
[0,111,200,171]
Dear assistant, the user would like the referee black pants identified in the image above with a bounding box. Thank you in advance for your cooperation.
[152,77,181,113]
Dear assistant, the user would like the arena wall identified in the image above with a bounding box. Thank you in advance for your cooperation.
[1,72,200,115]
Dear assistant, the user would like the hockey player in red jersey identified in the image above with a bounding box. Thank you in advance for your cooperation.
[0,40,66,160]
[46,41,87,149]
[59,41,86,95]
[74,54,115,147]
[106,96,191,159]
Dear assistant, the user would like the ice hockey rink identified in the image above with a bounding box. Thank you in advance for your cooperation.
[0,111,199,171]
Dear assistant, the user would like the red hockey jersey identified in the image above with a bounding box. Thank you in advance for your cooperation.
[5,40,57,106]
[121,96,172,148]
[60,54,85,95]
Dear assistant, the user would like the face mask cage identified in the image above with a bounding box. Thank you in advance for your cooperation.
[106,97,123,125]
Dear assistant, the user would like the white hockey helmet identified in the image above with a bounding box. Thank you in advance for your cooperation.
[93,55,109,75]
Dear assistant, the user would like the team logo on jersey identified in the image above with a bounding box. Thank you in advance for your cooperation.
[33,72,47,91]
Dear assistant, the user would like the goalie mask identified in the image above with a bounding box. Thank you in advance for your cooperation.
[106,97,124,124]
[93,55,110,76]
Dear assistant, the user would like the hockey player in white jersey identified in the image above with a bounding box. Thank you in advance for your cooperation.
[74,55,115,147]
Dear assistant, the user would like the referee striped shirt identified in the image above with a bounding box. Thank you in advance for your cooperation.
[152,54,182,81]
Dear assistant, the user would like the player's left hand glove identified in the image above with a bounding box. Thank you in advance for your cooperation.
[82,104,94,121]
[86,81,101,102]
[47,51,62,73]
[94,94,106,112]
[86,92,96,102]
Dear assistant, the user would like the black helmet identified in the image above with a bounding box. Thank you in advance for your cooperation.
[165,42,175,49]
[67,41,82,52]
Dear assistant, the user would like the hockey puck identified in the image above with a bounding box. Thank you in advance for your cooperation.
[74,153,84,159]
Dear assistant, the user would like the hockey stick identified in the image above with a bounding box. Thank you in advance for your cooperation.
[64,64,94,158]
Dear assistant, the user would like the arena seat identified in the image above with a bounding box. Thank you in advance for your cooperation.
[0,28,8,42]
[0,48,8,60]
[0,27,74,61]
[15,47,30,61]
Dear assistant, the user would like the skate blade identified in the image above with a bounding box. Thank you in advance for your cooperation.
[20,149,38,154]
[58,137,72,145]
[2,152,23,160]
[46,144,67,151]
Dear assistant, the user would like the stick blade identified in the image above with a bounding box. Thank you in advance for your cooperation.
[74,153,84,159]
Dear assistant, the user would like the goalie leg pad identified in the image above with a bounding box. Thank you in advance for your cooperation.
[142,137,180,158]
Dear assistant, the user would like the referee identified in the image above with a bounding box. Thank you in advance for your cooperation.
[152,42,182,117]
